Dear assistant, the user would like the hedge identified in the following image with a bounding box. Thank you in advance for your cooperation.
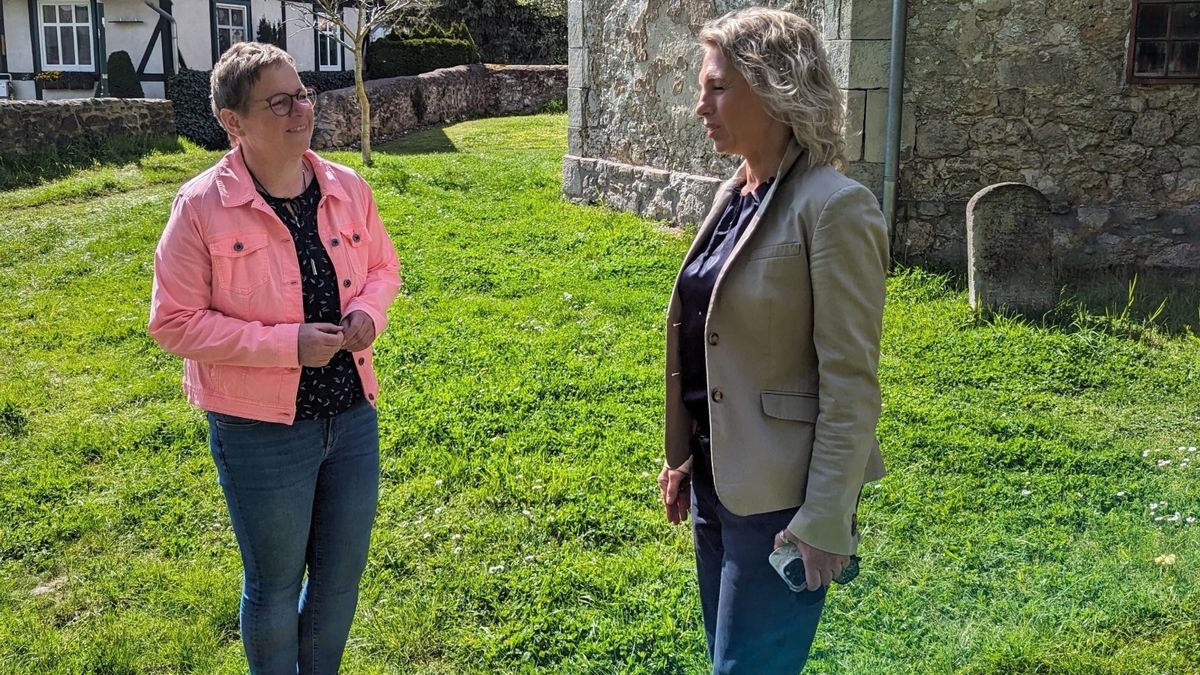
[411,0,567,65]
[167,69,357,150]
[365,37,481,79]
[107,51,145,99]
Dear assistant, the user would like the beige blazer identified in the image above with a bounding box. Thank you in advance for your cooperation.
[664,139,888,556]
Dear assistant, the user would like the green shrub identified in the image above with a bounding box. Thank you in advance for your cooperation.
[398,0,566,65]
[302,71,355,93]
[366,37,481,79]
[106,51,145,98]
[166,69,226,150]
[256,19,285,48]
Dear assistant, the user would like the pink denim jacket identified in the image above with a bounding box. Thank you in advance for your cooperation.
[148,146,402,424]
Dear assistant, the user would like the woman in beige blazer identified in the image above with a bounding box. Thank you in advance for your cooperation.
[655,8,888,673]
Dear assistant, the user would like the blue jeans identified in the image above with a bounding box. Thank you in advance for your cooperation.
[690,433,827,674]
[207,399,379,675]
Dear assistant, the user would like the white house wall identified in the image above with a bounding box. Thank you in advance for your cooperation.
[2,0,357,101]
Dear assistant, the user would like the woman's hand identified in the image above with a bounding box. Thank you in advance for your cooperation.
[298,322,344,367]
[340,311,376,353]
[658,463,692,525]
[774,530,848,591]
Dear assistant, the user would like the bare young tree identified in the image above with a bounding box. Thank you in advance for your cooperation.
[285,0,425,165]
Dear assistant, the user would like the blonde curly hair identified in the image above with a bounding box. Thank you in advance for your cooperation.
[699,8,847,170]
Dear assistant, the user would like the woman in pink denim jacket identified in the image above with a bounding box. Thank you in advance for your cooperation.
[148,43,400,674]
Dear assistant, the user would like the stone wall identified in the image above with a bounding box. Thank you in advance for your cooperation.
[312,64,567,150]
[564,0,911,232]
[569,0,1200,273]
[0,99,175,158]
[900,0,1200,270]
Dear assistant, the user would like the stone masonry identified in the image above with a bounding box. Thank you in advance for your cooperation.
[313,64,567,150]
[0,99,175,158]
[567,0,1200,273]
[564,0,912,232]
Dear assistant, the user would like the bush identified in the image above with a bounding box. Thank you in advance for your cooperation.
[166,69,226,150]
[107,51,145,98]
[166,69,357,149]
[366,37,481,79]
[302,71,355,94]
[256,19,285,48]
[399,0,566,65]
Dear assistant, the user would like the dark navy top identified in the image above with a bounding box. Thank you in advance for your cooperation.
[678,179,773,433]
[259,177,363,420]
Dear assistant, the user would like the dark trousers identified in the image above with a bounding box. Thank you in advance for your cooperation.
[690,433,827,674]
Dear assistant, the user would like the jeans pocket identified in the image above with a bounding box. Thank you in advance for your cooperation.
[212,412,262,429]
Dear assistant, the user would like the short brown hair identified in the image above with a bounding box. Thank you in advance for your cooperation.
[209,42,296,117]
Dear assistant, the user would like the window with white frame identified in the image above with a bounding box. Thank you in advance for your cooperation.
[317,13,343,71]
[216,3,250,57]
[39,2,93,71]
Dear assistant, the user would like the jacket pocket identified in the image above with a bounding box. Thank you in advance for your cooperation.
[761,390,819,423]
[338,224,372,279]
[746,241,803,261]
[209,232,271,295]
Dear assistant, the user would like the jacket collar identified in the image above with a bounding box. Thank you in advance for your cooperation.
[683,137,808,267]
[215,145,351,207]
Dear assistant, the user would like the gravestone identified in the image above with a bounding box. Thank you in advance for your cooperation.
[966,182,1055,315]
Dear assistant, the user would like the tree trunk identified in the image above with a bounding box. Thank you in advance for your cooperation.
[355,37,372,166]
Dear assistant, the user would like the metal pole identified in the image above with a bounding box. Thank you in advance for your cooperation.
[882,0,908,236]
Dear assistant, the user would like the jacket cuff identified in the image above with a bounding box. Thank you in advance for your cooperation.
[275,323,301,367]
[786,505,859,557]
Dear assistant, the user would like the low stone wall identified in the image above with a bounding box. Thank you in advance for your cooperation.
[0,99,175,158]
[312,64,567,150]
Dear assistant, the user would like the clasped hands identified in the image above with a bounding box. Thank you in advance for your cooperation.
[657,461,849,591]
[297,310,375,367]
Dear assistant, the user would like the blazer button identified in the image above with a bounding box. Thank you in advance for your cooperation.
[343,279,352,288]
[707,332,719,345]
[711,388,723,403]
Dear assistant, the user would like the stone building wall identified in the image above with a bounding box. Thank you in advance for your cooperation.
[900,0,1200,270]
[312,65,567,150]
[564,0,911,224]
[568,0,1200,273]
[0,99,175,158]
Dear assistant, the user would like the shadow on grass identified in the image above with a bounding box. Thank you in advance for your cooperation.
[0,134,184,190]
[376,126,458,156]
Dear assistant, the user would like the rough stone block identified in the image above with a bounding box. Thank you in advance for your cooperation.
[567,87,587,128]
[844,89,866,162]
[841,0,893,40]
[563,155,583,198]
[569,47,590,89]
[967,183,1056,315]
[826,39,890,89]
[568,0,584,48]
[864,88,914,162]
[568,126,585,156]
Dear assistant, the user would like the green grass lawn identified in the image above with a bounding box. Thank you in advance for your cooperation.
[2,113,1199,674]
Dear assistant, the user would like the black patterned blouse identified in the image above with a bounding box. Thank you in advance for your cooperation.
[259,177,363,420]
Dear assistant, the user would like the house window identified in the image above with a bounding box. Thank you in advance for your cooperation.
[216,3,250,57]
[39,2,93,71]
[1130,1,1200,82]
[317,13,343,71]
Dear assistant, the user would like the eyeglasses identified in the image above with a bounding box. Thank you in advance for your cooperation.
[263,87,316,116]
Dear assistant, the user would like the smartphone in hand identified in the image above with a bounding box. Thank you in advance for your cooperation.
[769,543,860,592]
